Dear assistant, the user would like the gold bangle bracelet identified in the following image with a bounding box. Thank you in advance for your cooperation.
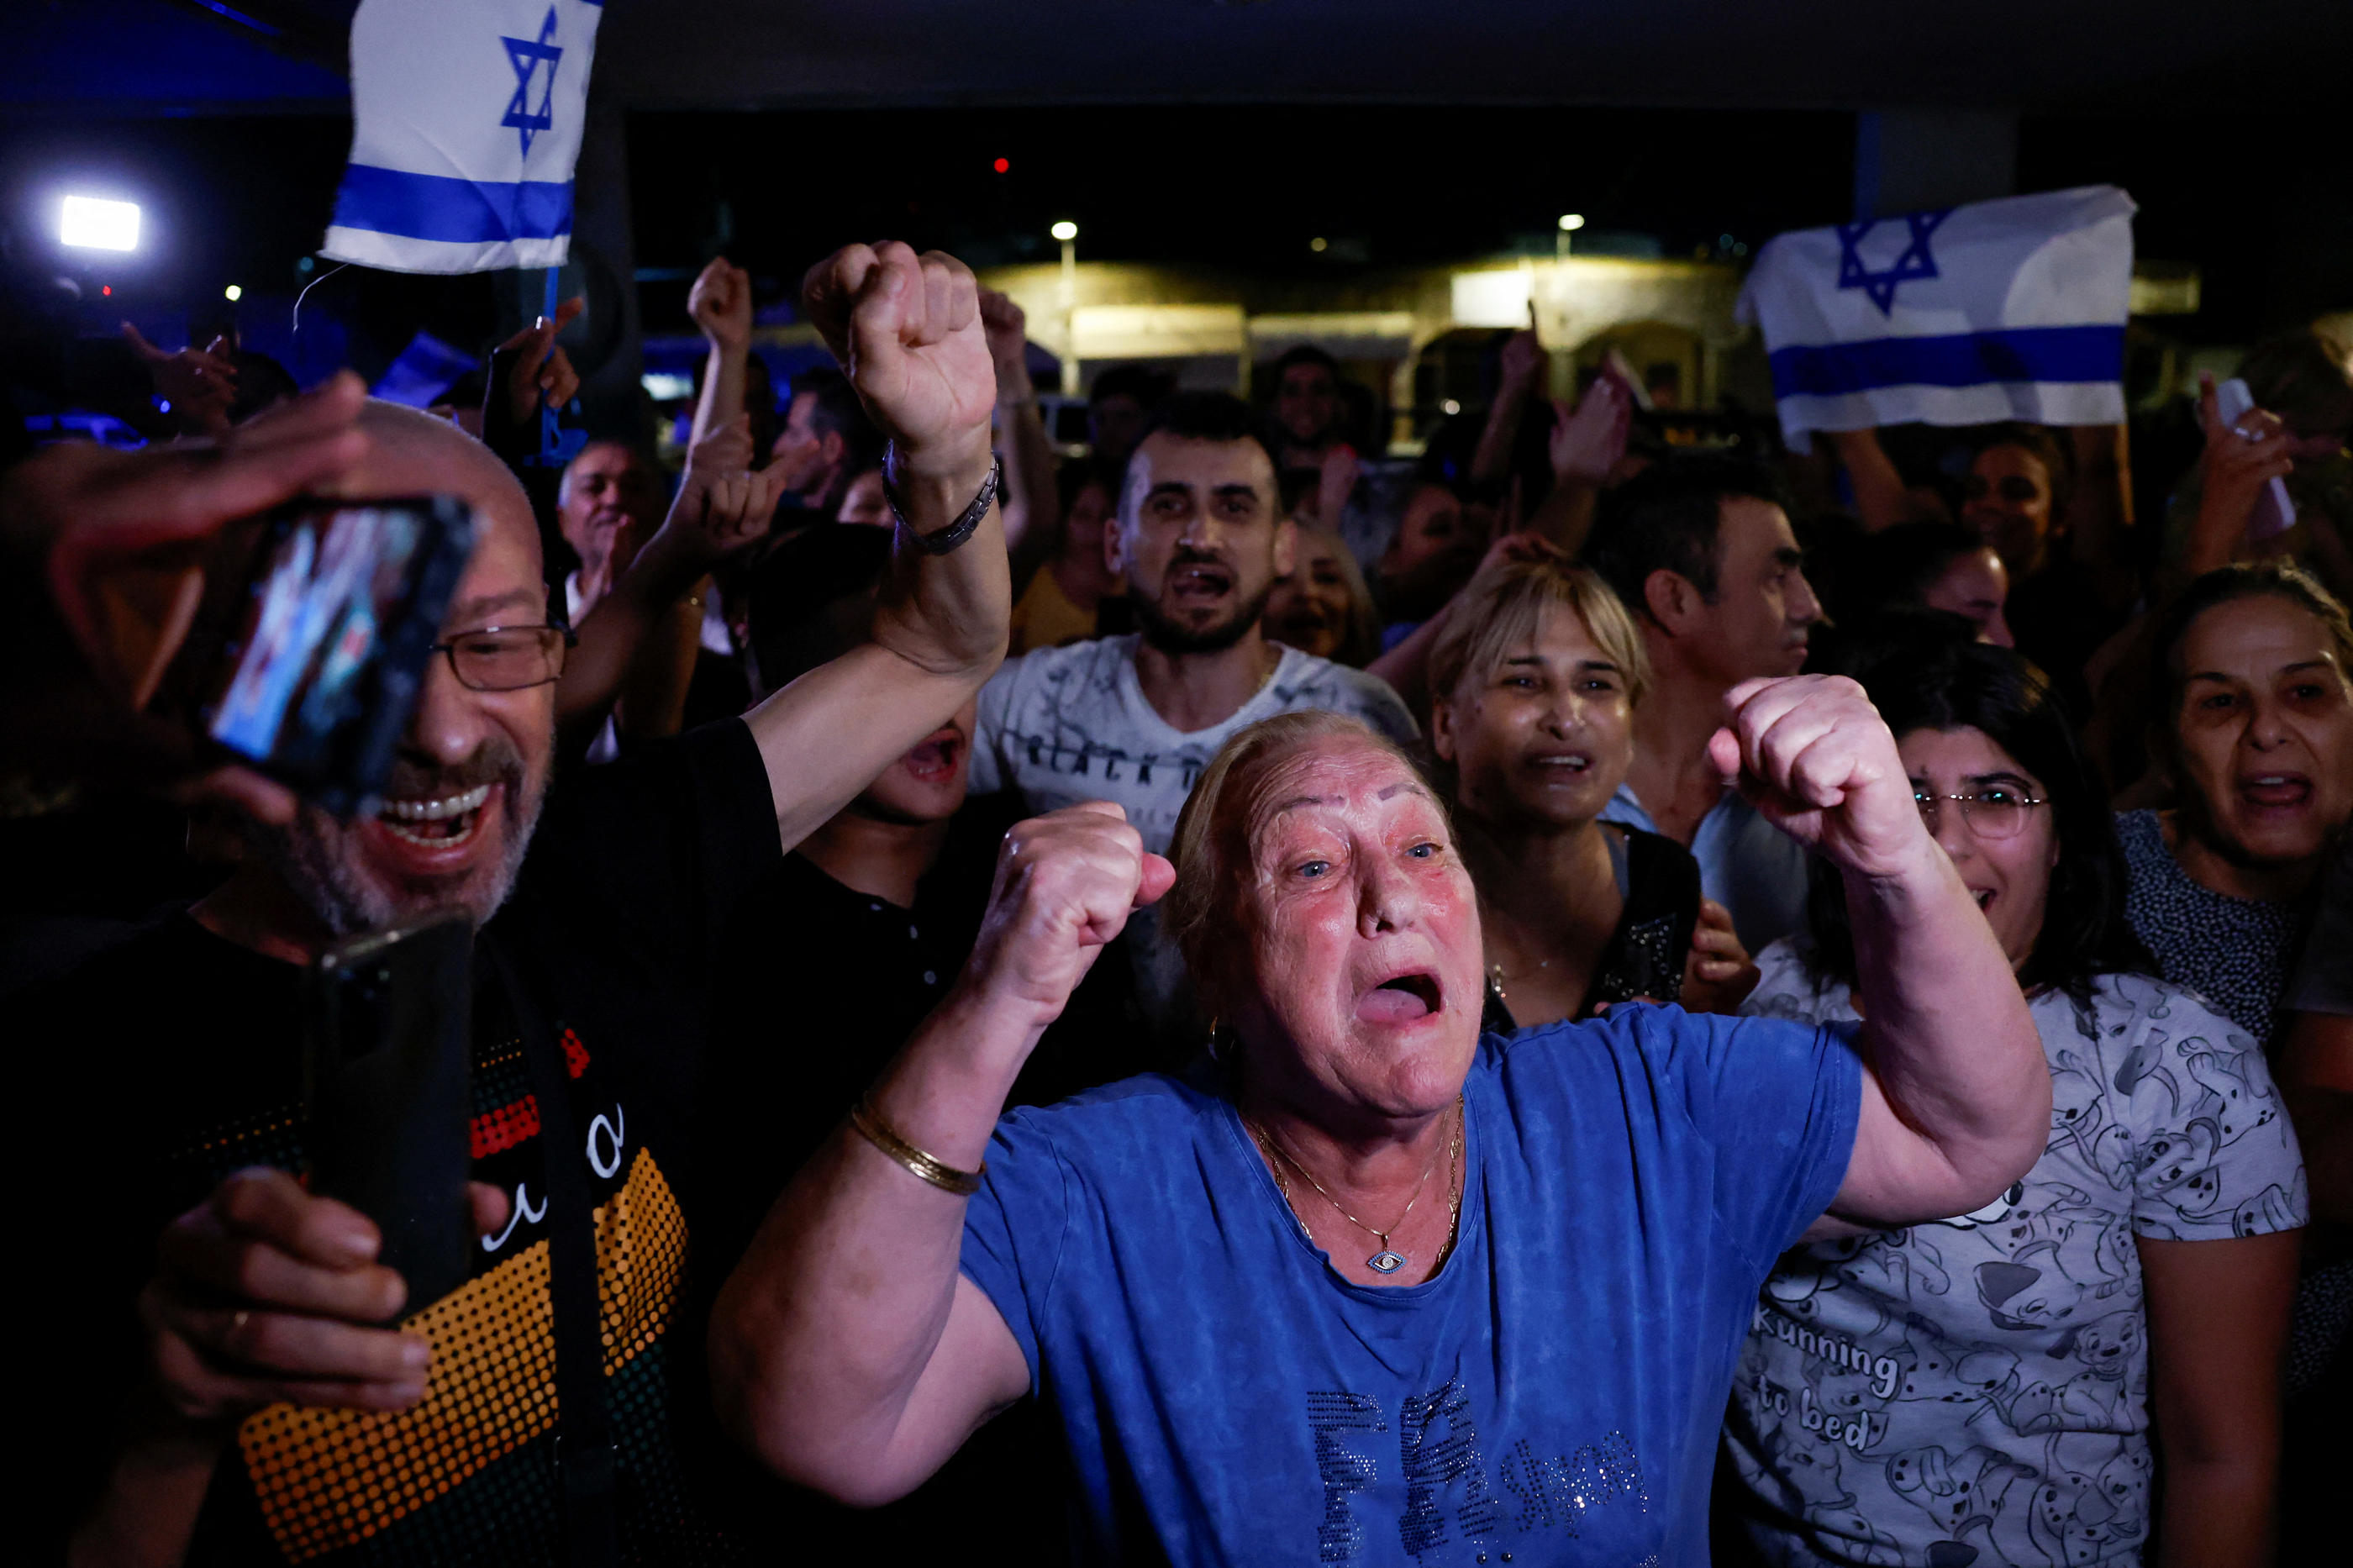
[848,1097,985,1197]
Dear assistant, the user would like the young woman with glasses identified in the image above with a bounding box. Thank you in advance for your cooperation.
[1721,638,2307,1568]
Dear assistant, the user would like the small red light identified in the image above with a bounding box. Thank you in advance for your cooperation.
[992,157,1009,174]
[101,285,111,296]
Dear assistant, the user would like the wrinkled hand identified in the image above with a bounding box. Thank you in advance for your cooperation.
[1678,898,1759,1014]
[651,416,781,575]
[2194,371,2296,545]
[496,296,583,428]
[689,258,754,352]
[1707,675,1925,881]
[963,802,1175,1030]
[977,288,1034,401]
[1498,329,1545,397]
[1549,373,1632,485]
[139,1167,509,1424]
[4,372,376,823]
[802,242,996,476]
[124,323,237,439]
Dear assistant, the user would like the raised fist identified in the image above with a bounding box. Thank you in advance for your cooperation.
[689,257,754,352]
[977,287,1034,401]
[1708,675,1926,881]
[962,802,1175,1031]
[801,242,997,479]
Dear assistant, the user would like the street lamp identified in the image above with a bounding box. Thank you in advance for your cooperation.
[1556,212,1586,260]
[1051,222,1079,395]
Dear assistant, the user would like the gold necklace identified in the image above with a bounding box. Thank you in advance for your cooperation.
[1250,1097,1463,1275]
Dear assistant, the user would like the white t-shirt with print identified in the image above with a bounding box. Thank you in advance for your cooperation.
[1724,945,2307,1568]
[971,634,1417,1031]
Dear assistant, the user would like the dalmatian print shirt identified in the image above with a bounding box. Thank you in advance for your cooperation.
[1724,950,2307,1568]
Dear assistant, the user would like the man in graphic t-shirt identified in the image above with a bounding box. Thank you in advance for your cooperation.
[969,390,1415,1034]
[27,241,1011,1568]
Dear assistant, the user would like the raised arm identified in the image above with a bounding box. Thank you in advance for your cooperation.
[741,243,1013,850]
[555,416,771,754]
[978,288,1060,567]
[1824,427,1909,533]
[687,258,754,449]
[1709,676,2047,1231]
[1468,326,1545,489]
[711,803,1173,1503]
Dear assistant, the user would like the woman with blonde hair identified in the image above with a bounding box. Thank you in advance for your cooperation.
[1429,558,1756,1024]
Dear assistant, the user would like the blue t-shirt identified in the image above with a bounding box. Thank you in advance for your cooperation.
[959,1004,1864,1565]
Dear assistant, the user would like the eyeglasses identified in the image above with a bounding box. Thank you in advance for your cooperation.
[428,625,575,692]
[1914,787,2047,841]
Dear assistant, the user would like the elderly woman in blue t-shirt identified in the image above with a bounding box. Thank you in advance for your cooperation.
[713,675,2050,1565]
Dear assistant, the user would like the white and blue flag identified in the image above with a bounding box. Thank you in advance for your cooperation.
[321,0,604,274]
[1738,185,2136,443]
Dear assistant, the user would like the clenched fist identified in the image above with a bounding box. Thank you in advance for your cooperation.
[961,802,1176,1033]
[1708,675,1930,882]
[801,242,997,481]
[690,257,754,352]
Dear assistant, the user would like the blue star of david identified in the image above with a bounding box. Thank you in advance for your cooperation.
[500,8,563,160]
[1834,208,1952,315]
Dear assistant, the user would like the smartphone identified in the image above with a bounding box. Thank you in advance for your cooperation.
[2214,378,2298,540]
[303,910,475,1311]
[166,496,477,815]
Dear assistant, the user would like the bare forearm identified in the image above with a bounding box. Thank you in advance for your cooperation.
[613,591,707,740]
[1845,845,2047,1211]
[1524,477,1598,555]
[1469,386,1531,486]
[869,446,1013,680]
[711,985,1033,1486]
[690,343,747,448]
[1828,428,1907,532]
[555,540,703,738]
[998,392,1059,568]
[2156,1457,2276,1568]
[71,1423,224,1568]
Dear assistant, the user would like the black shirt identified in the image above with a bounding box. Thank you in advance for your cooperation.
[1480,826,1704,1032]
[29,719,783,1566]
[694,791,1148,1561]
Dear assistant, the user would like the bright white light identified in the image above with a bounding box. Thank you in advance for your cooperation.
[1050,221,1078,242]
[1441,398,1461,416]
[1557,213,1587,233]
[224,284,242,302]
[62,195,140,251]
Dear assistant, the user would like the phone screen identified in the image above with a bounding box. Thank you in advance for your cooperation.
[192,497,476,813]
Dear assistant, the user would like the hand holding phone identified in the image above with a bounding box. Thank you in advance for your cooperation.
[304,911,476,1312]
[2212,377,2298,539]
[162,495,478,815]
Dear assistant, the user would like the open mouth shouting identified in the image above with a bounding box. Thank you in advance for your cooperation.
[2237,771,2313,814]
[1357,967,1444,1026]
[1167,558,1234,609]
[901,728,966,785]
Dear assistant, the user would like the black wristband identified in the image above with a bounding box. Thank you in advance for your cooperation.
[885,448,1003,557]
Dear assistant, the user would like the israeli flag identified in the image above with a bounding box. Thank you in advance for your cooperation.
[1738,185,2136,443]
[320,0,604,274]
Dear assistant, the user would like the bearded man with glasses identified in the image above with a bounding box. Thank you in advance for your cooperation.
[26,243,1015,1568]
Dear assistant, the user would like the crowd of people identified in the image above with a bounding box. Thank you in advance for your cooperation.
[3,236,2348,1568]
